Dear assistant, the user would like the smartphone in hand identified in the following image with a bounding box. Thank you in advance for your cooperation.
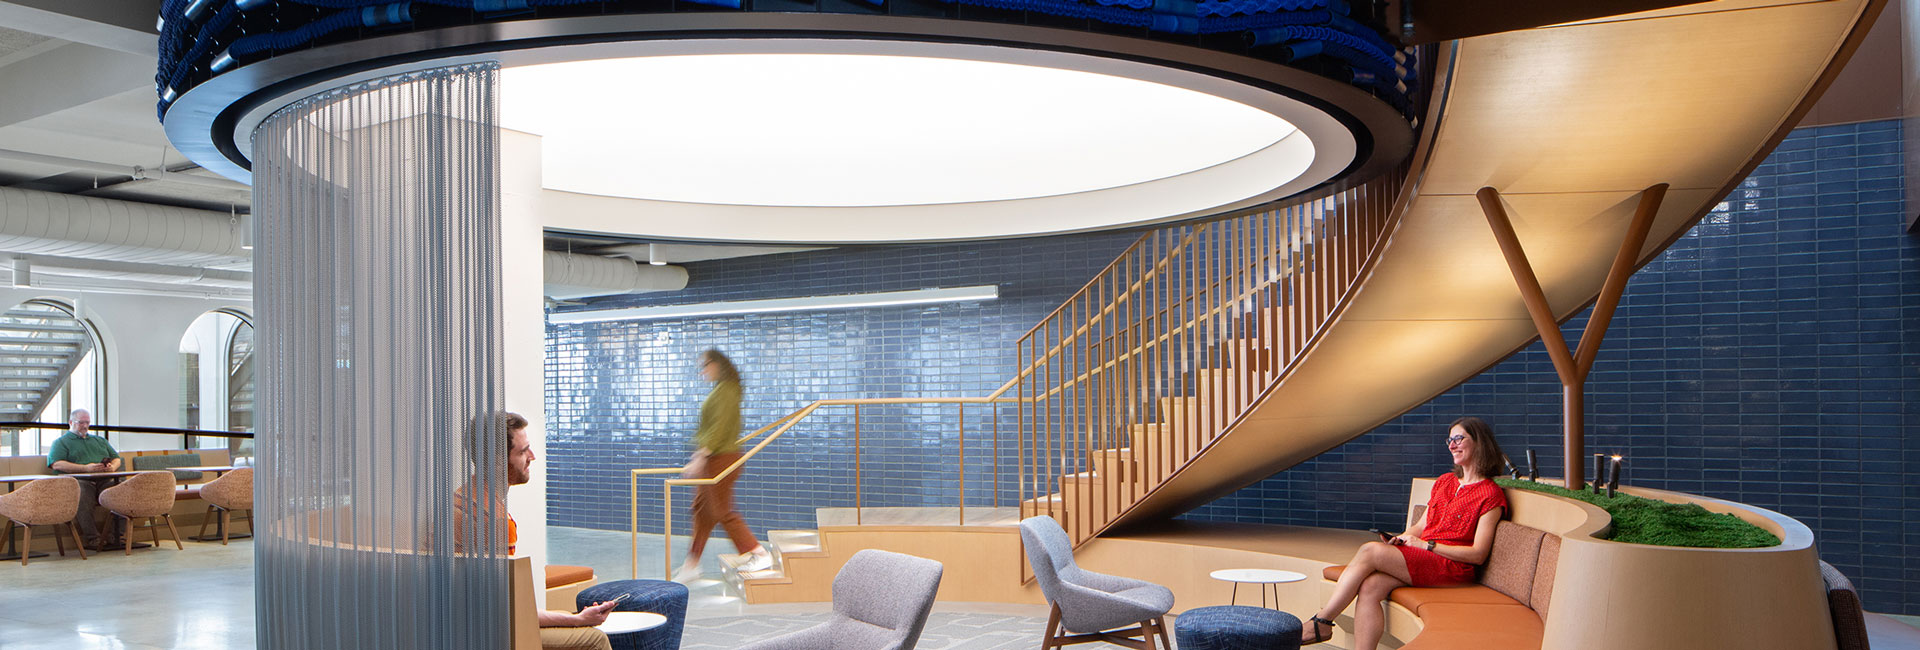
[1369,528,1392,542]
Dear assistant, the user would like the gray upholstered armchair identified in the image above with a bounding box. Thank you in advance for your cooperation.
[1019,516,1174,650]
[737,549,944,650]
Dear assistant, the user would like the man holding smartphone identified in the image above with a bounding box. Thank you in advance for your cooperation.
[46,409,126,551]
[457,411,618,650]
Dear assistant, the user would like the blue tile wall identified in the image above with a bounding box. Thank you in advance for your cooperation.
[1184,119,1920,615]
[544,233,1136,535]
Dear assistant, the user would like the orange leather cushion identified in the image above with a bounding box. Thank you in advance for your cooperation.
[1324,565,1521,616]
[1401,603,1545,650]
[1391,584,1520,616]
[545,564,595,589]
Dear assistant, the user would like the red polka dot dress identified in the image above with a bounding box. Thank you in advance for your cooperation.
[1397,473,1508,586]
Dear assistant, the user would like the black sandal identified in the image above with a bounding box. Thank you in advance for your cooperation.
[1301,615,1335,646]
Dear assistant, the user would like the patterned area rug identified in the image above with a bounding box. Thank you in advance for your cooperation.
[681,611,1141,649]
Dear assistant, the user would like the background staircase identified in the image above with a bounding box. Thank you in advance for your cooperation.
[0,302,93,421]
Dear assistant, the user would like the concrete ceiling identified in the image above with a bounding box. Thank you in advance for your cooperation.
[0,2,811,300]
[0,2,241,213]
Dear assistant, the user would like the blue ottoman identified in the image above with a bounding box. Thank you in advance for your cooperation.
[577,579,688,650]
[1174,605,1302,650]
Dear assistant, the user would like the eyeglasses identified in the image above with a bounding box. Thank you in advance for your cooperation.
[1445,435,1468,448]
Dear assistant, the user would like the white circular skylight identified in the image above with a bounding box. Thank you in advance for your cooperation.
[502,54,1300,208]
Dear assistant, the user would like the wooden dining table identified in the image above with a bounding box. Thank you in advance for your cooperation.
[168,465,236,479]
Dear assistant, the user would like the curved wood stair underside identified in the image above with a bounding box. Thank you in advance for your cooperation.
[1026,0,1883,534]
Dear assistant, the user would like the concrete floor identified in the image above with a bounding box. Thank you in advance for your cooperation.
[0,527,1103,649]
[5,526,1915,649]
[0,535,254,650]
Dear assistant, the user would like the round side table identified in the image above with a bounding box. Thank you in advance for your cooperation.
[1209,568,1306,609]
[598,611,669,646]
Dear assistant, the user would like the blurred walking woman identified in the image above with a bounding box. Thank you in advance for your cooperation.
[672,349,771,582]
[1300,417,1510,649]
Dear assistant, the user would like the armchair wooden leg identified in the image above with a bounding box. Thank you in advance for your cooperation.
[198,505,214,540]
[220,510,231,545]
[68,523,86,560]
[53,523,66,557]
[123,516,134,556]
[163,515,182,550]
[1042,603,1063,649]
[1143,617,1168,650]
[19,524,30,566]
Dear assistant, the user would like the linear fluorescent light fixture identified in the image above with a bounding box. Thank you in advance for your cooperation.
[548,285,998,324]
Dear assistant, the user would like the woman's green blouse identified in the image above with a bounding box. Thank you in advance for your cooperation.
[693,380,742,454]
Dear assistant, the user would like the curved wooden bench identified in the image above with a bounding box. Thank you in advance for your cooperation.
[1316,480,1855,650]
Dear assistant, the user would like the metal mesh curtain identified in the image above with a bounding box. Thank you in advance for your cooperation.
[251,62,508,650]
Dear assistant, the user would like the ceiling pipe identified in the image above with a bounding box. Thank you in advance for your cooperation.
[13,254,252,289]
[543,251,688,300]
[0,186,249,267]
[0,148,252,193]
[0,268,250,300]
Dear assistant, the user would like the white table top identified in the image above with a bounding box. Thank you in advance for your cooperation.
[597,611,668,635]
[1209,568,1307,584]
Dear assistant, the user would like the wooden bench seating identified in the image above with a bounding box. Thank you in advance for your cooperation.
[1322,520,1559,650]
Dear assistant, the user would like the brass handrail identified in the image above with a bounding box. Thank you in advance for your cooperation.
[628,395,1027,579]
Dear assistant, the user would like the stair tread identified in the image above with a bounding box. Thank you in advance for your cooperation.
[718,552,792,586]
[768,529,825,557]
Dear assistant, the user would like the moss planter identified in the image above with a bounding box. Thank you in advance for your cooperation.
[1495,478,1779,548]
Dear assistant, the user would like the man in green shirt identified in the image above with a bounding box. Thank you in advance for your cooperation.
[47,409,125,549]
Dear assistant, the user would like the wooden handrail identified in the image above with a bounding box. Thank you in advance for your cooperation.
[1010,225,1210,375]
[1012,169,1409,554]
[1023,238,1320,402]
[628,394,1029,578]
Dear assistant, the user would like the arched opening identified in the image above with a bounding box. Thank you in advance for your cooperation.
[0,298,105,455]
[178,308,253,457]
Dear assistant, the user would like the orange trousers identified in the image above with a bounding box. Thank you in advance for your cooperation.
[689,452,759,556]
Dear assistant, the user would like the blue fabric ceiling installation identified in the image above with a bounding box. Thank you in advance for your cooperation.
[155,0,1419,125]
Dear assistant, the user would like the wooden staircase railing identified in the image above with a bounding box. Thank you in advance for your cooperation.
[1013,170,1406,552]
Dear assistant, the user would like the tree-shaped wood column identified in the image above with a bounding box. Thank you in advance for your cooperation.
[1477,183,1667,489]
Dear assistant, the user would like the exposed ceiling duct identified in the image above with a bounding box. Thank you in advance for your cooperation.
[0,187,693,300]
[0,148,253,193]
[0,186,248,267]
[543,251,687,300]
[13,254,251,289]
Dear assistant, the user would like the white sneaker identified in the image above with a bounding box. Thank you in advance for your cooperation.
[740,551,774,573]
[670,561,702,583]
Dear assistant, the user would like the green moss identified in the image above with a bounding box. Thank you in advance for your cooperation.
[1494,478,1779,549]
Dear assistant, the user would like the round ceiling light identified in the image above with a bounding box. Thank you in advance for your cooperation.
[503,53,1301,208]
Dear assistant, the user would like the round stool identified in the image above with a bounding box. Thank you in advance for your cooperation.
[1174,605,1302,650]
[577,579,689,650]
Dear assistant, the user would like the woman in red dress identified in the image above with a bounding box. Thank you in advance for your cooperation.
[1300,417,1510,648]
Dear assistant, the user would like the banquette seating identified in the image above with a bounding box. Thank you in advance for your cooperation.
[1322,520,1559,650]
